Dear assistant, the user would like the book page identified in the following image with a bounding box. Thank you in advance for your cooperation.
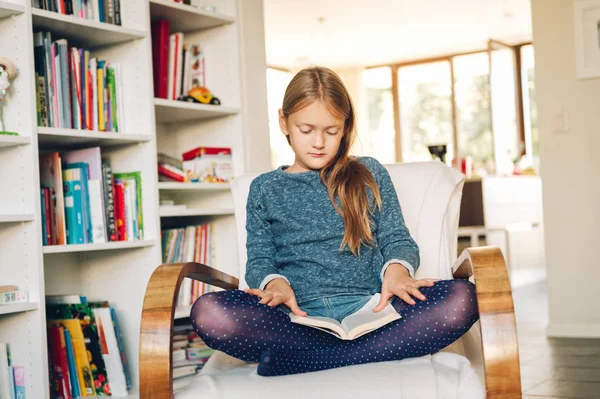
[289,314,346,339]
[341,294,401,339]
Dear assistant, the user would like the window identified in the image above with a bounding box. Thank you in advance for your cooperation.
[361,67,396,163]
[452,53,493,174]
[520,44,538,172]
[397,62,454,163]
[266,68,294,169]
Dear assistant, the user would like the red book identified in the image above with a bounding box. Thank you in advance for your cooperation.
[171,33,180,100]
[182,147,232,161]
[48,326,72,399]
[158,164,185,182]
[115,182,126,241]
[42,188,51,244]
[151,20,171,99]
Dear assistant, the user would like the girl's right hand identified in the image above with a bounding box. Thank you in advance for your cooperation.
[244,278,307,317]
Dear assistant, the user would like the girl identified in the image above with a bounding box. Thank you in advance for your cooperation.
[191,66,479,377]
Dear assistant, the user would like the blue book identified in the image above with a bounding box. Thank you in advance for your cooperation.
[8,366,15,399]
[63,177,85,244]
[63,163,92,243]
[41,189,48,246]
[64,329,81,398]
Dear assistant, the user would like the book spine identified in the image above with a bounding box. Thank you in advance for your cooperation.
[41,188,48,246]
[113,0,120,25]
[12,366,25,399]
[63,329,81,398]
[102,163,116,241]
[158,165,185,182]
[115,182,126,241]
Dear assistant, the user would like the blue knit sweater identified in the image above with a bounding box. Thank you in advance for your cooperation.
[244,156,420,304]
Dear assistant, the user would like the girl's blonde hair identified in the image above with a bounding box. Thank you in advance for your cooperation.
[281,66,383,257]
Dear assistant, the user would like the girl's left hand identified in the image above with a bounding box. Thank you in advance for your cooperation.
[373,263,440,312]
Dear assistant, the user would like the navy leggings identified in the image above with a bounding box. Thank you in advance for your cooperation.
[191,279,479,376]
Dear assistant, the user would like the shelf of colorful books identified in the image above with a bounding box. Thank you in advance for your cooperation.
[154,98,240,124]
[158,182,231,191]
[0,1,24,19]
[0,302,38,316]
[0,135,30,148]
[42,239,156,254]
[37,127,151,148]
[0,214,34,223]
[174,305,192,320]
[31,8,146,48]
[149,0,235,33]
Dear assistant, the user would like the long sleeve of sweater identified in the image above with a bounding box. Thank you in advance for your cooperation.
[244,180,280,289]
[368,158,420,278]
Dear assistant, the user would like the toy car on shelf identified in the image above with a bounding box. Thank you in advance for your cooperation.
[180,87,221,105]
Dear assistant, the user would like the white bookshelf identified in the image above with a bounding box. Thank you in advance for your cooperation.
[149,0,235,32]
[154,98,240,123]
[38,127,152,147]
[158,181,231,191]
[0,1,24,18]
[31,8,147,47]
[0,0,251,396]
[0,214,34,223]
[159,207,234,218]
[0,303,39,316]
[0,135,31,147]
[42,240,156,254]
[174,305,192,320]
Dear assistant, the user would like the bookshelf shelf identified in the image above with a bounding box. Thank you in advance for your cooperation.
[42,240,156,254]
[0,1,24,19]
[37,127,151,148]
[159,207,234,218]
[154,98,240,123]
[0,135,30,147]
[31,8,146,48]
[0,303,39,316]
[0,214,34,223]
[158,182,231,191]
[174,305,192,320]
[149,0,235,33]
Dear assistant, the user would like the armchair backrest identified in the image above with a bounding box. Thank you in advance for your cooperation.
[230,161,465,289]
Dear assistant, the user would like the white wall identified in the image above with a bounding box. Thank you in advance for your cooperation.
[238,0,272,173]
[531,0,600,337]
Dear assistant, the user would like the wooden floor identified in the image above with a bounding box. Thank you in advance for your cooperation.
[513,281,600,398]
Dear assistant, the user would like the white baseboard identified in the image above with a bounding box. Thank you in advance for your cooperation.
[547,323,600,338]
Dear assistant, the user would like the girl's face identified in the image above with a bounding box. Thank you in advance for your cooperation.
[279,100,345,172]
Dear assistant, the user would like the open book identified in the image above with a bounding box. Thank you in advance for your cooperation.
[289,293,401,340]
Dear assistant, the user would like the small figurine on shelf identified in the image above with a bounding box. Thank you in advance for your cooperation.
[180,86,221,105]
[0,57,18,135]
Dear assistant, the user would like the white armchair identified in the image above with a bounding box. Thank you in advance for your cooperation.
[139,161,522,398]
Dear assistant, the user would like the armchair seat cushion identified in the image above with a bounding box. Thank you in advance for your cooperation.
[176,351,484,399]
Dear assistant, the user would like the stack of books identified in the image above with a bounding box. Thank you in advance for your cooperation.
[158,147,233,184]
[39,147,143,246]
[33,32,124,132]
[46,295,131,398]
[172,325,214,393]
[32,0,122,25]
[151,19,206,100]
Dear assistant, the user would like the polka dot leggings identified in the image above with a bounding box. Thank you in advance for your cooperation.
[191,279,479,377]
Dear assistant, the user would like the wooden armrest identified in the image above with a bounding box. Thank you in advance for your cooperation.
[139,262,239,399]
[452,246,522,398]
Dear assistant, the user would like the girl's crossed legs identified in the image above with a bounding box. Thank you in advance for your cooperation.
[191,279,479,376]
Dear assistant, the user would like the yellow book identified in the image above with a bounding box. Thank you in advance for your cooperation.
[97,66,104,131]
[48,319,95,396]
